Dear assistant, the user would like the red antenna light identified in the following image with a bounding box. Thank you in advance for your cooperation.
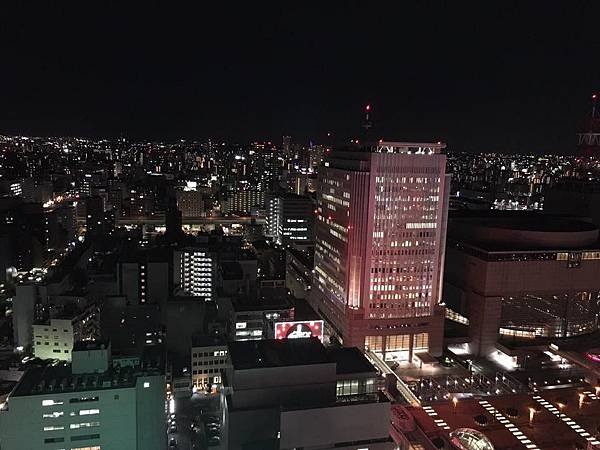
[365,104,371,112]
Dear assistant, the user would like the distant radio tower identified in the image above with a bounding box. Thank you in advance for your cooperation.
[577,93,600,156]
[362,104,373,133]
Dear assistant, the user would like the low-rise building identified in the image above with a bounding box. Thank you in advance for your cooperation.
[191,335,229,390]
[0,340,166,450]
[224,338,394,450]
[32,319,74,362]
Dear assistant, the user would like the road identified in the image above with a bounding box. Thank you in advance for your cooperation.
[78,215,265,227]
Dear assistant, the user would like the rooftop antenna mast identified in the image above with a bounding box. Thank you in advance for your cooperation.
[362,104,372,134]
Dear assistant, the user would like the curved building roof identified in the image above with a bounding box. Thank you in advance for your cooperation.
[449,428,495,450]
[448,212,599,250]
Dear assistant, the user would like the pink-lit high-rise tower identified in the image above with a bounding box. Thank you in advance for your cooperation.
[310,141,449,361]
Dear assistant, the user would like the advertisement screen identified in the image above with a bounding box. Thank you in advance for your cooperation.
[274,320,324,342]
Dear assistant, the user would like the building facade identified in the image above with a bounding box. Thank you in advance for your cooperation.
[222,190,265,215]
[310,142,449,361]
[191,336,229,390]
[117,259,169,305]
[225,339,394,450]
[266,193,314,247]
[444,212,600,356]
[0,341,165,450]
[176,189,204,218]
[33,318,74,362]
[174,248,215,300]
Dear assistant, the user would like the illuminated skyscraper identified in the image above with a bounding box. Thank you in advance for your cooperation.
[310,141,449,361]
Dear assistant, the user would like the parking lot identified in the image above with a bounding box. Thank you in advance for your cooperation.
[167,392,224,450]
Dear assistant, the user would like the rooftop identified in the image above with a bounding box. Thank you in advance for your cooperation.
[232,294,293,312]
[229,338,376,375]
[409,389,600,450]
[191,334,227,348]
[11,363,158,397]
[448,211,600,251]
[229,338,329,370]
[326,347,377,375]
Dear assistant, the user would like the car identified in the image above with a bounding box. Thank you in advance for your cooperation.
[389,361,399,370]
[208,436,221,446]
[204,415,220,424]
[169,425,177,433]
[169,438,178,448]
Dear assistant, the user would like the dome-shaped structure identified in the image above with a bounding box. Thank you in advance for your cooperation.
[449,428,495,450]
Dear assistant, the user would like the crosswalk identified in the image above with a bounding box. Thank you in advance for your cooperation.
[478,399,539,449]
[422,405,451,430]
[532,395,600,448]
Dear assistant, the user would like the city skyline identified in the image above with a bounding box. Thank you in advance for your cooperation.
[2,3,600,152]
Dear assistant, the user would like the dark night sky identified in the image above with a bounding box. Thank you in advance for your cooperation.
[1,2,600,152]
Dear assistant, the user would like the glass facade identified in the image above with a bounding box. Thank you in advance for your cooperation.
[501,291,600,338]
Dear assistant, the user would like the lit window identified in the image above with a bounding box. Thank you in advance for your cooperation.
[79,409,100,416]
[42,399,64,406]
[143,382,150,388]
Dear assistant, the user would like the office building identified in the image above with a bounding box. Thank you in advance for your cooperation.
[85,196,114,240]
[0,340,165,450]
[117,256,169,305]
[230,295,294,341]
[222,190,265,215]
[32,319,74,362]
[190,335,229,390]
[444,212,600,356]
[174,248,215,300]
[176,189,204,218]
[225,338,394,450]
[45,204,77,252]
[0,198,47,276]
[266,193,314,247]
[310,141,449,361]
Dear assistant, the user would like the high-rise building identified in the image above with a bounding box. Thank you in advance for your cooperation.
[266,193,314,247]
[222,190,265,215]
[310,141,449,361]
[174,248,215,300]
[0,341,165,450]
[85,196,114,240]
[176,189,204,218]
[117,258,169,305]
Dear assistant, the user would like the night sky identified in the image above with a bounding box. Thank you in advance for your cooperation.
[2,3,600,152]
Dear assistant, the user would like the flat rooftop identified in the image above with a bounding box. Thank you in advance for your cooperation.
[11,364,148,397]
[448,211,600,252]
[229,338,376,375]
[229,338,329,370]
[326,347,377,375]
[410,389,600,450]
[232,294,293,312]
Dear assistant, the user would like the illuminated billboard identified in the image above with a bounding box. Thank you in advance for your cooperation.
[274,320,324,342]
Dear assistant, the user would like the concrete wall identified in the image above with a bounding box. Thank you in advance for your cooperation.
[232,364,337,409]
[279,401,391,449]
[0,387,137,450]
